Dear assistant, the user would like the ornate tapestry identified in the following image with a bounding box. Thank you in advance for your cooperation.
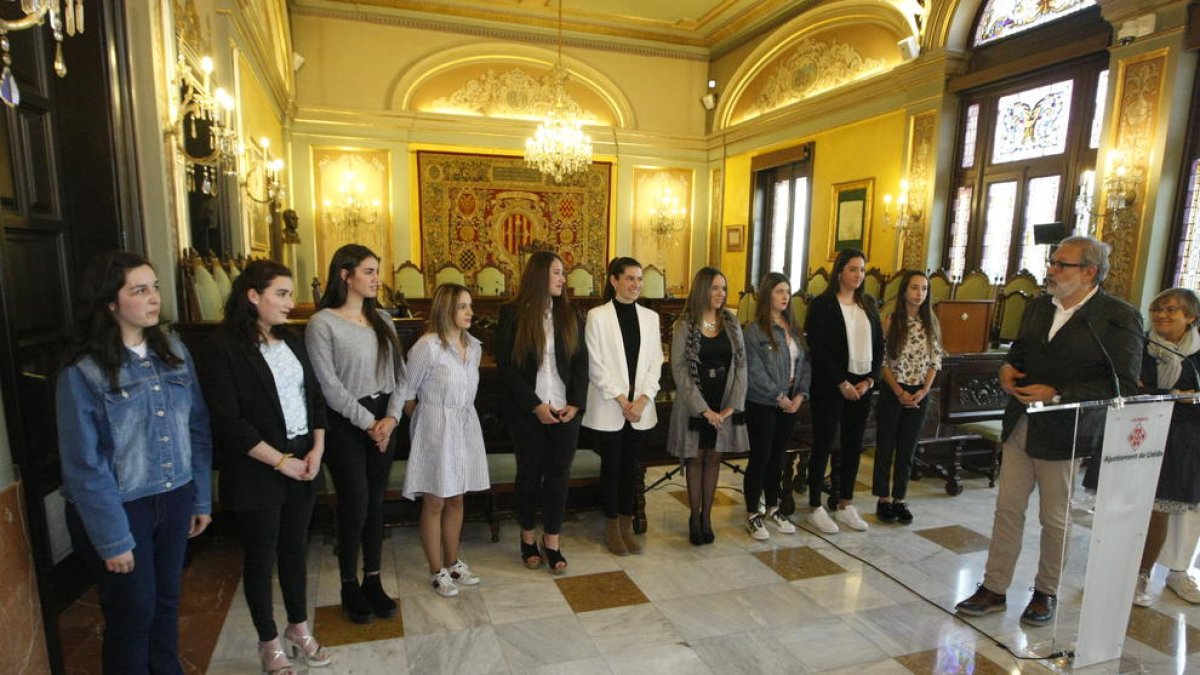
[417,152,611,293]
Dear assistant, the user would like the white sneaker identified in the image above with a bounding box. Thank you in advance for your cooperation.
[747,514,770,540]
[1166,570,1200,604]
[1133,571,1153,607]
[833,505,869,532]
[432,568,459,597]
[766,507,796,534]
[448,559,480,586]
[807,506,839,534]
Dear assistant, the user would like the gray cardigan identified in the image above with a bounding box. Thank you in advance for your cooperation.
[305,308,406,429]
[666,309,749,458]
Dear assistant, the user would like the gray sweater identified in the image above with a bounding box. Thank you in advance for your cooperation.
[306,308,406,429]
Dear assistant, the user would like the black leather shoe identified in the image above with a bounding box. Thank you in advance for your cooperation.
[955,585,1007,616]
[1020,590,1057,626]
[893,502,913,524]
[361,573,398,619]
[341,579,374,624]
[876,500,897,523]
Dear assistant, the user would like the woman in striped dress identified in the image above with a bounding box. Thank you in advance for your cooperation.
[402,283,490,597]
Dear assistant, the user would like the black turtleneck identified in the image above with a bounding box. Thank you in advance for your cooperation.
[613,298,640,394]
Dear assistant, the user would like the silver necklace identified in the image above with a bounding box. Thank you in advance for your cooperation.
[701,318,718,332]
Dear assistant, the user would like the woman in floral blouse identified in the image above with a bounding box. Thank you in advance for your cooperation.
[873,270,942,524]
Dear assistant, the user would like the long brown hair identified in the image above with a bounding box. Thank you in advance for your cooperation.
[753,271,803,349]
[885,270,941,361]
[510,251,579,367]
[825,247,876,315]
[684,267,727,328]
[318,243,402,374]
[429,283,472,349]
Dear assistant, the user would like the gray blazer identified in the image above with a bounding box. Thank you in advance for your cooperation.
[666,309,749,458]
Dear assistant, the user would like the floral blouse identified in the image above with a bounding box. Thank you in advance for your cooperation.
[884,315,942,385]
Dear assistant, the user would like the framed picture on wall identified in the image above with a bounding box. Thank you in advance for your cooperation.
[726,224,745,252]
[829,179,873,260]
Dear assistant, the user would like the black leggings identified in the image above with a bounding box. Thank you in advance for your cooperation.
[872,384,929,501]
[743,401,798,513]
[808,377,873,507]
[593,422,645,518]
[324,396,397,582]
[511,412,580,534]
[236,459,318,642]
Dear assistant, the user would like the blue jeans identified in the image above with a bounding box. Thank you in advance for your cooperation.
[67,481,195,675]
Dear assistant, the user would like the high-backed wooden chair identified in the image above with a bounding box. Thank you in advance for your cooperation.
[191,257,223,321]
[928,270,954,304]
[642,264,666,299]
[567,264,595,296]
[805,267,829,298]
[393,260,426,299]
[994,289,1031,346]
[736,289,757,324]
[863,267,885,302]
[883,270,906,305]
[432,262,466,290]
[475,264,507,297]
[211,259,232,305]
[1003,269,1040,298]
[956,270,994,301]
[790,292,810,330]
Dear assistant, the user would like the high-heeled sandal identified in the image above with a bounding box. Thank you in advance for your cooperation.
[521,539,543,569]
[283,623,332,668]
[540,536,568,575]
[258,639,298,675]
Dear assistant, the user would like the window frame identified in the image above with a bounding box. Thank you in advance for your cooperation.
[746,145,814,292]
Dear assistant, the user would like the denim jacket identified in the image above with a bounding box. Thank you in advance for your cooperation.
[744,321,811,406]
[56,334,212,558]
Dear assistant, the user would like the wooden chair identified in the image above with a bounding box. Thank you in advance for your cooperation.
[883,270,906,305]
[736,289,757,324]
[642,264,666,299]
[475,264,507,297]
[863,267,885,302]
[393,260,426,299]
[566,264,595,297]
[1003,269,1040,298]
[805,267,829,298]
[956,270,994,301]
[928,270,954,304]
[790,292,809,330]
[432,262,466,290]
[211,259,232,305]
[994,289,1031,346]
[191,257,223,320]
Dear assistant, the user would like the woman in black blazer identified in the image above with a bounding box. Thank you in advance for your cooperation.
[496,251,588,573]
[803,247,883,535]
[202,260,332,674]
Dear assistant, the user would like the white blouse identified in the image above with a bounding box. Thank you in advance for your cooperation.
[840,302,873,375]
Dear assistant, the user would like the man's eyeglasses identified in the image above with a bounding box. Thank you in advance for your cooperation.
[1047,260,1089,271]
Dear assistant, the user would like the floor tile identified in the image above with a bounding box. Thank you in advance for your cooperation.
[577,602,684,655]
[894,645,1012,674]
[915,525,992,554]
[398,589,489,636]
[1126,605,1200,655]
[314,602,404,646]
[604,642,714,675]
[690,629,807,674]
[753,545,847,581]
[493,614,600,669]
[480,578,573,625]
[555,570,649,614]
[404,626,506,675]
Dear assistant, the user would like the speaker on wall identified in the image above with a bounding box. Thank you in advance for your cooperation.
[700,92,719,111]
[897,37,919,62]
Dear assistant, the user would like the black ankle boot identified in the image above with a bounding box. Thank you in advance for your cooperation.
[361,573,397,619]
[341,579,374,624]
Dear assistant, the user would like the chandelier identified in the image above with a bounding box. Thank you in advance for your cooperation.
[0,0,84,106]
[240,137,285,205]
[323,172,379,238]
[172,53,239,195]
[524,0,592,183]
[648,185,686,239]
[1076,149,1142,235]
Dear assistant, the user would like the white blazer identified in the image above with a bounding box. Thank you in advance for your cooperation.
[582,300,664,432]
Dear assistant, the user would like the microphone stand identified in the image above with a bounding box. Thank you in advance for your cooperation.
[1084,317,1121,403]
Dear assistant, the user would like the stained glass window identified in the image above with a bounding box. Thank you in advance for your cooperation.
[962,104,980,169]
[980,181,1017,281]
[1090,70,1108,149]
[1017,176,1061,280]
[993,80,1073,164]
[974,0,1096,46]
[1175,160,1200,290]
[948,187,973,280]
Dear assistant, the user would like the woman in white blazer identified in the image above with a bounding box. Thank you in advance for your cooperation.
[583,256,664,555]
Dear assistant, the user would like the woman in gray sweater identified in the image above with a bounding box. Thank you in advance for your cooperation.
[306,244,405,625]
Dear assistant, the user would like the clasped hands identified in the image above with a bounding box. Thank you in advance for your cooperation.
[1000,364,1058,404]
[534,402,580,424]
[702,407,736,429]
[775,393,805,414]
[615,395,649,423]
[838,379,873,401]
[276,447,324,481]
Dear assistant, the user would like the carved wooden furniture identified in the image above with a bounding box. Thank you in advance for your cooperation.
[392,259,426,298]
[474,264,507,297]
[642,264,666,298]
[994,289,1031,346]
[1002,269,1040,297]
[955,269,995,300]
[566,264,595,297]
[882,269,906,304]
[929,269,954,304]
[432,261,466,289]
[935,299,995,354]
[735,289,756,323]
[790,292,809,329]
[805,267,829,298]
[863,267,885,301]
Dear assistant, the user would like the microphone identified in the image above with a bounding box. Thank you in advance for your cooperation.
[1107,317,1200,390]
[1084,317,1121,400]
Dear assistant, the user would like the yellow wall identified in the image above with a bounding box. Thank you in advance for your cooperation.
[722,110,907,297]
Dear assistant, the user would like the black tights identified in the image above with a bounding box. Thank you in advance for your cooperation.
[685,447,722,526]
[594,423,645,518]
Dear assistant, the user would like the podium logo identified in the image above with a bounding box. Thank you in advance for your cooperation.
[1127,423,1147,451]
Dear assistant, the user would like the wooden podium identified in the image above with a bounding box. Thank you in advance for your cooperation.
[934,299,994,354]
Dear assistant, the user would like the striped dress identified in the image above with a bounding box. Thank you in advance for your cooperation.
[401,332,490,500]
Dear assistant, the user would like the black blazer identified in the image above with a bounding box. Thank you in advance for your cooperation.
[201,329,328,511]
[1002,288,1142,461]
[804,292,884,389]
[495,303,589,416]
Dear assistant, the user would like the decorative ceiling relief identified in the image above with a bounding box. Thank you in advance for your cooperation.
[743,38,888,121]
[428,67,599,123]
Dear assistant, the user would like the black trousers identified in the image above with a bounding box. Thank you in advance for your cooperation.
[743,400,798,513]
[323,396,396,581]
[510,412,580,534]
[593,422,645,518]
[808,376,874,507]
[872,384,930,501]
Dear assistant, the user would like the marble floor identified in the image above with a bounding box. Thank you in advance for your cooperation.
[62,454,1200,674]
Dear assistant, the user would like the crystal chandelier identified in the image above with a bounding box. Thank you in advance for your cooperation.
[0,0,84,106]
[524,0,592,183]
[648,185,686,239]
[323,172,379,239]
[172,53,239,195]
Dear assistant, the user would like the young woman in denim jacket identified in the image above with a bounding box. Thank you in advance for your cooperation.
[741,272,810,541]
[667,267,748,545]
[56,251,212,675]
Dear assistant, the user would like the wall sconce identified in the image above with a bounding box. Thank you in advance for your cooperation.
[0,0,85,106]
[323,172,380,238]
[883,178,923,267]
[1077,149,1142,234]
[648,185,687,239]
[169,52,239,195]
[240,137,285,204]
